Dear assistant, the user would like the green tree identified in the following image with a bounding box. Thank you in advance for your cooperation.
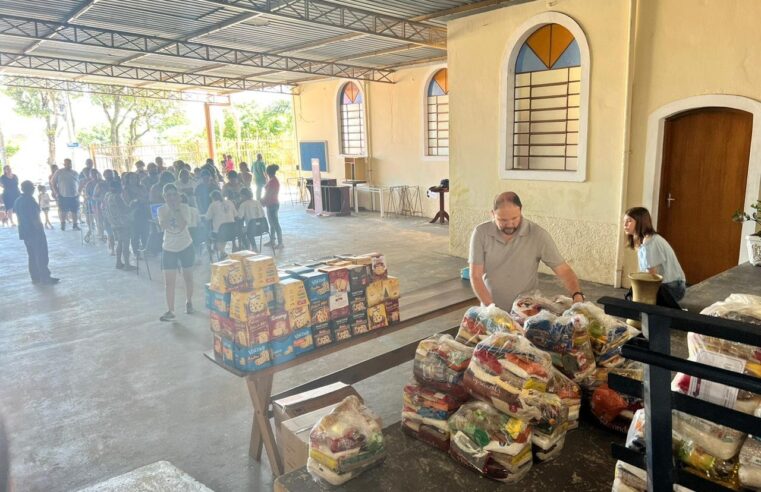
[76,125,111,148]
[222,100,294,141]
[4,87,63,165]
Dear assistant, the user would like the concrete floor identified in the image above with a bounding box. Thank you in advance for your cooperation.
[0,204,696,491]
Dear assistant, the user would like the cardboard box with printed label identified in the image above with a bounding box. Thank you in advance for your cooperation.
[312,322,333,348]
[205,284,231,315]
[292,326,314,356]
[210,259,247,293]
[349,290,367,314]
[273,382,361,436]
[366,280,384,307]
[298,271,330,302]
[369,253,387,281]
[228,250,258,284]
[210,311,234,337]
[347,264,369,291]
[271,334,296,365]
[382,276,400,300]
[328,291,349,319]
[309,299,330,325]
[236,315,270,346]
[269,312,292,340]
[384,298,400,325]
[278,278,309,311]
[367,303,388,331]
[330,316,352,343]
[280,404,339,473]
[318,266,350,294]
[287,305,311,331]
[263,284,277,313]
[213,333,224,361]
[222,337,235,368]
[229,289,269,322]
[350,314,370,336]
[244,256,279,288]
[234,342,271,372]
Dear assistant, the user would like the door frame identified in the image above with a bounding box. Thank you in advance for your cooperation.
[643,95,761,264]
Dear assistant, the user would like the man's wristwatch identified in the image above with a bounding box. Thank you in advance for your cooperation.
[572,291,585,301]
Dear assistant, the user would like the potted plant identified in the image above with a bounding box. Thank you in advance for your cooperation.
[733,199,761,266]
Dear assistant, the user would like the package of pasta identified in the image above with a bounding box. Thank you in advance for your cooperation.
[524,310,596,382]
[547,367,582,428]
[447,401,533,483]
[413,334,473,400]
[511,292,572,326]
[400,382,465,451]
[457,305,523,346]
[463,332,566,425]
[739,437,761,491]
[307,395,385,485]
[565,302,640,357]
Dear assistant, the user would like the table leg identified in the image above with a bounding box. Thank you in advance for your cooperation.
[247,373,273,460]
[353,185,359,214]
[379,189,385,218]
[246,374,283,476]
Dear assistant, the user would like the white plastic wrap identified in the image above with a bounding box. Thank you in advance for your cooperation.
[524,310,596,382]
[510,291,572,326]
[672,410,746,461]
[457,304,523,346]
[739,437,761,491]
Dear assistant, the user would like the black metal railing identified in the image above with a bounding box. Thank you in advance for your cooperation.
[598,296,761,492]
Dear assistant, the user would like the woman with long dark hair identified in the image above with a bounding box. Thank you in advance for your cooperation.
[623,206,687,305]
[261,164,283,249]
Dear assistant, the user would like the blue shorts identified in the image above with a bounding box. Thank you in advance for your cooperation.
[162,244,195,270]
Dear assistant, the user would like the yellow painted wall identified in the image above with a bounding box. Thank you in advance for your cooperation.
[293,65,450,218]
[625,0,761,279]
[447,0,632,284]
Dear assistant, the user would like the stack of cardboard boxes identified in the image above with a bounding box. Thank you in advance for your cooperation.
[206,251,401,373]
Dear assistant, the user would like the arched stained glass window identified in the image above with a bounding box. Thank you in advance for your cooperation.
[339,82,366,156]
[426,68,449,157]
[512,23,581,172]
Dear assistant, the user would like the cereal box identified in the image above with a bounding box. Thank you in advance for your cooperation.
[269,312,292,340]
[210,311,230,335]
[382,276,400,300]
[348,290,367,314]
[210,259,247,293]
[229,289,269,322]
[292,327,314,356]
[235,314,270,346]
[235,343,271,372]
[369,254,387,281]
[312,323,333,348]
[318,266,350,294]
[384,299,400,325]
[244,256,279,289]
[222,337,235,367]
[366,280,384,307]
[350,255,372,267]
[298,271,330,302]
[213,333,224,361]
[347,264,369,291]
[229,250,258,282]
[328,291,349,319]
[287,305,311,331]
[205,284,232,315]
[263,284,277,313]
[278,278,309,311]
[271,334,296,365]
[350,314,370,336]
[309,299,330,325]
[367,304,388,331]
[330,316,352,343]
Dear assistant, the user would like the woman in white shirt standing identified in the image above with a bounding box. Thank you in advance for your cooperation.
[623,206,687,306]
[157,183,195,322]
[205,189,236,258]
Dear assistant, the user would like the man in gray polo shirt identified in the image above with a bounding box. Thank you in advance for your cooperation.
[469,192,585,310]
[51,158,81,231]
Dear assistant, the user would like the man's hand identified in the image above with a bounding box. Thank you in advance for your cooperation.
[469,263,493,306]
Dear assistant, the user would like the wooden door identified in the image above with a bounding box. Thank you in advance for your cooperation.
[659,107,751,283]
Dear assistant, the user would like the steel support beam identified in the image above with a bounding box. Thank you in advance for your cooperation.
[0,52,291,92]
[0,75,232,104]
[196,0,447,48]
[0,15,395,83]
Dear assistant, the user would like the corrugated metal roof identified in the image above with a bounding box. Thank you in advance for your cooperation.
[0,0,491,92]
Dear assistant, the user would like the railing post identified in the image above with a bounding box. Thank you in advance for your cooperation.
[642,313,673,492]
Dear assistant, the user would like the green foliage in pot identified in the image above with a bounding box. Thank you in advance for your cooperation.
[733,200,761,237]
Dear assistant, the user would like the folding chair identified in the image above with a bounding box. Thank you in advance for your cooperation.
[246,217,276,256]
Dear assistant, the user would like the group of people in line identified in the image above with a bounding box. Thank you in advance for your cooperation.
[1,154,285,321]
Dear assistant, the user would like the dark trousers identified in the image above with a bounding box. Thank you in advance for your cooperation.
[266,204,282,244]
[23,232,51,282]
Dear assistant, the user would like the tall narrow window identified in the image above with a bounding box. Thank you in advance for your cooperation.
[426,68,449,157]
[513,24,579,171]
[339,82,366,156]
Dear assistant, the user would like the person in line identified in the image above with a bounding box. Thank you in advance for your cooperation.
[157,183,195,321]
[37,185,53,229]
[224,154,235,173]
[205,189,237,258]
[194,169,215,216]
[252,153,267,201]
[134,160,147,181]
[181,193,203,262]
[51,158,81,231]
[14,180,58,285]
[623,206,687,307]
[222,171,243,207]
[155,156,166,173]
[104,179,135,271]
[237,187,265,252]
[93,169,112,248]
[238,162,253,189]
[261,164,283,249]
[48,164,62,226]
[0,165,20,227]
[176,168,196,207]
[469,192,584,310]
[78,158,95,181]
[150,171,175,204]
[82,168,100,242]
[142,162,160,190]
[123,171,150,257]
